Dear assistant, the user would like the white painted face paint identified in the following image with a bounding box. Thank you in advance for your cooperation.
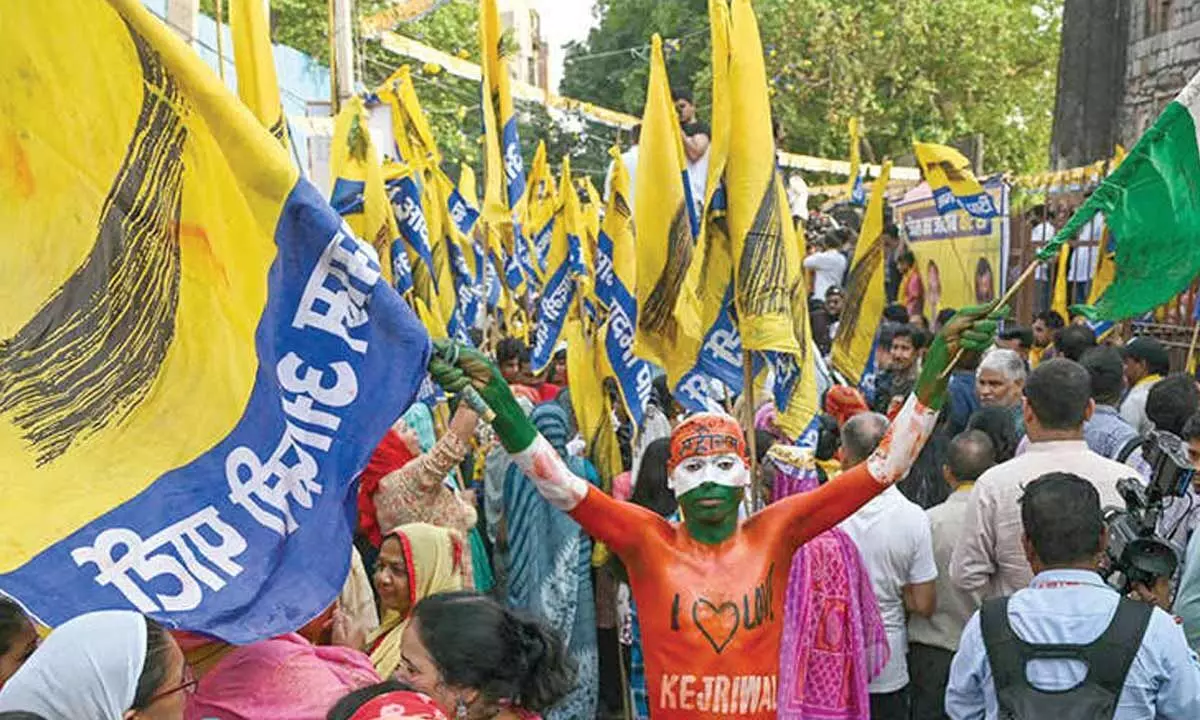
[668,453,750,498]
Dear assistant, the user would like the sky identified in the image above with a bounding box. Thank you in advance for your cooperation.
[533,0,597,91]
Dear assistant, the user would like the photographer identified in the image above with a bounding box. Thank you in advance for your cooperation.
[1171,413,1200,650]
[1119,373,1200,547]
[946,473,1200,719]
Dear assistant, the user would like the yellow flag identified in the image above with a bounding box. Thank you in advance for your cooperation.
[772,170,821,439]
[598,145,654,425]
[1,0,431,640]
[524,140,556,279]
[832,161,892,385]
[670,0,742,411]
[1052,240,1071,320]
[727,0,803,354]
[529,157,579,372]
[633,34,695,368]
[376,66,440,168]
[566,317,603,455]
[479,0,526,225]
[230,0,289,147]
[913,141,999,219]
[330,96,397,287]
[846,117,865,204]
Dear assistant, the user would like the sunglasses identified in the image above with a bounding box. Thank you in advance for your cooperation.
[145,664,198,705]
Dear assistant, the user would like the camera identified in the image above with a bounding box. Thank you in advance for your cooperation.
[1102,431,1196,594]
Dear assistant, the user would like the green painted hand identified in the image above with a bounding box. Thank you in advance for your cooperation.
[429,340,537,452]
[916,304,1007,410]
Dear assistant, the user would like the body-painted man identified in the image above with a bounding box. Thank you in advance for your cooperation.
[429,309,999,720]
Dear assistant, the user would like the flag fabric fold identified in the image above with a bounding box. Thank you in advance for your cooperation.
[0,0,430,643]
[1057,112,1200,322]
[633,34,697,370]
[530,158,580,372]
[230,0,290,147]
[913,141,999,219]
[726,0,804,355]
[596,146,653,426]
[847,117,865,206]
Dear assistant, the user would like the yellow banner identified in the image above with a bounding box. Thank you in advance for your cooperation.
[892,179,1007,317]
[330,96,398,287]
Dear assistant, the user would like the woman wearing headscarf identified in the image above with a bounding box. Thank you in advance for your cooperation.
[769,447,889,719]
[359,407,480,583]
[366,523,467,680]
[0,611,192,720]
[502,404,598,720]
[183,632,379,720]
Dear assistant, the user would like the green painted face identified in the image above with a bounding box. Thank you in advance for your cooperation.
[679,483,743,544]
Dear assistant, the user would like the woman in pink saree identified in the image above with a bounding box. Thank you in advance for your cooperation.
[770,445,889,719]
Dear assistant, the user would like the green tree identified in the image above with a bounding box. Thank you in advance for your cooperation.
[561,0,1063,173]
[560,0,710,114]
[200,0,617,182]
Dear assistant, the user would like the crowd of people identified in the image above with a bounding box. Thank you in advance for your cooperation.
[3,258,1200,719]
[7,70,1200,720]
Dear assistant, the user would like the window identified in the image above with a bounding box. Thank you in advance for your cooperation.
[1144,0,1172,37]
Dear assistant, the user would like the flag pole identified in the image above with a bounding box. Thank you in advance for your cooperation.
[742,351,761,510]
[939,260,1042,379]
[1187,322,1200,372]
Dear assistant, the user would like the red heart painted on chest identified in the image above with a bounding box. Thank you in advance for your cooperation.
[693,598,740,654]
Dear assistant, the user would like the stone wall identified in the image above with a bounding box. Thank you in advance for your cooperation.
[1121,0,1200,145]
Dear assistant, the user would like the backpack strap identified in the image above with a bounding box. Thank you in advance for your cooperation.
[980,597,1026,696]
[1081,597,1153,698]
[1116,436,1145,464]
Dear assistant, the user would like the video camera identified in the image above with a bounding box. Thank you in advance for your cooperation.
[1102,431,1195,593]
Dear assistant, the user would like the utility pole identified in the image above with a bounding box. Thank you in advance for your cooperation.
[330,0,356,112]
[165,0,198,42]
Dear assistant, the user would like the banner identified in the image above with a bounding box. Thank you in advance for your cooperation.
[0,0,430,643]
[893,177,1009,318]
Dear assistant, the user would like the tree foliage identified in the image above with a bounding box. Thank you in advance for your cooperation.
[560,0,1063,174]
[199,0,615,183]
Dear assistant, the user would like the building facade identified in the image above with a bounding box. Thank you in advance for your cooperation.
[499,0,550,91]
[1051,0,1200,168]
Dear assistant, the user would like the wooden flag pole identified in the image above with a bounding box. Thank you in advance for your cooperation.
[1187,322,1200,372]
[939,260,1042,379]
[742,351,761,510]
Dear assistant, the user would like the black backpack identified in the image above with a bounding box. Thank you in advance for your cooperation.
[980,595,1152,719]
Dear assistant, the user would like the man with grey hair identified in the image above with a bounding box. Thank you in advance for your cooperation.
[952,358,1129,600]
[976,347,1027,438]
[839,412,937,718]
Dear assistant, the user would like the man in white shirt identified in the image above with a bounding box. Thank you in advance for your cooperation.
[803,234,849,300]
[839,412,937,719]
[603,124,640,212]
[908,430,996,720]
[951,358,1131,600]
[1029,206,1056,313]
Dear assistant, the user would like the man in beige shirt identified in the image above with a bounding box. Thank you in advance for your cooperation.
[908,429,996,720]
[950,358,1131,600]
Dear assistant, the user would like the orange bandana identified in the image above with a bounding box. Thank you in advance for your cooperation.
[668,413,749,473]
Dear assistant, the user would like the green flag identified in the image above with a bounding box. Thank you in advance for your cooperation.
[1051,71,1200,321]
